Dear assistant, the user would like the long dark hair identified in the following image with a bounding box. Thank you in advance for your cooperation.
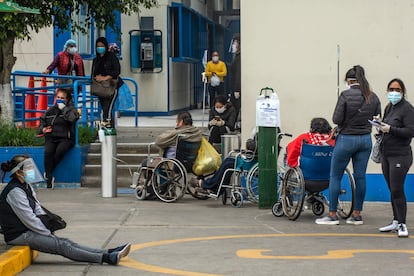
[387,78,406,98]
[345,65,372,103]
[0,155,27,182]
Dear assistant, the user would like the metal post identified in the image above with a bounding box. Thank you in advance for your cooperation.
[101,127,117,197]
[258,127,278,208]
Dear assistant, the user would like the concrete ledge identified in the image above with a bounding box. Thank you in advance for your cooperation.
[0,246,37,276]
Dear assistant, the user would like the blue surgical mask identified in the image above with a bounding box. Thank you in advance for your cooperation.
[56,99,66,105]
[24,169,36,183]
[96,47,106,55]
[387,91,402,105]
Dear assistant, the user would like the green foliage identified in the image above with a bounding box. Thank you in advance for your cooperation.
[0,122,43,146]
[77,125,97,145]
[0,0,158,44]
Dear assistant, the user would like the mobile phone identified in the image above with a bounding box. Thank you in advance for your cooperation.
[368,120,383,127]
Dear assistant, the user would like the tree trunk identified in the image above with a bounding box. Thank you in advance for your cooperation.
[0,37,17,123]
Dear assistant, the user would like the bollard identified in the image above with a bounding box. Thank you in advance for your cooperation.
[256,87,280,208]
[101,127,117,197]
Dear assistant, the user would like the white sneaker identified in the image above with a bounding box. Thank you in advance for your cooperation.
[398,223,409,238]
[379,220,398,232]
[315,215,339,225]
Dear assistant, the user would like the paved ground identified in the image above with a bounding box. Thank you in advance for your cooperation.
[3,187,414,276]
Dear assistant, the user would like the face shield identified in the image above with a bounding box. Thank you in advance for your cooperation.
[10,158,44,184]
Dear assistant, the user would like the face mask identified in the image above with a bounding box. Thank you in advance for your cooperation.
[387,91,402,105]
[96,47,106,55]
[344,81,350,90]
[231,43,238,54]
[67,47,77,55]
[215,106,226,114]
[24,169,36,183]
[212,56,219,62]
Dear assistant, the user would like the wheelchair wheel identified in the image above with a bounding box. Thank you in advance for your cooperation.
[337,168,355,219]
[135,185,147,200]
[246,163,259,203]
[230,190,243,208]
[152,159,187,203]
[281,167,305,220]
[312,201,325,216]
[134,168,150,200]
[272,201,284,217]
[221,188,228,205]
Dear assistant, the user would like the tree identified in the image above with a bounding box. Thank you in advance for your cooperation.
[0,0,157,122]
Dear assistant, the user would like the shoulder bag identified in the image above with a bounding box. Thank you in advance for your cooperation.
[37,205,67,232]
[91,63,118,97]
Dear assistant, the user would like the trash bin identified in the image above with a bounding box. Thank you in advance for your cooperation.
[221,134,241,158]
[101,127,117,197]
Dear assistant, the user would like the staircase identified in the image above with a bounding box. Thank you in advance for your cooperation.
[81,126,208,187]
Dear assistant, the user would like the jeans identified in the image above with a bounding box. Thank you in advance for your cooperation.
[329,134,372,212]
[202,157,235,191]
[9,231,106,263]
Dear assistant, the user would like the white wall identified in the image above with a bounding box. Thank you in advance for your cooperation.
[241,0,414,172]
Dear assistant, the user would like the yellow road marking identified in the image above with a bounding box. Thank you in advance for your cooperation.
[120,233,413,275]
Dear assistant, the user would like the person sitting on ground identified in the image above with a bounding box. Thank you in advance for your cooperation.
[0,155,131,265]
[208,95,237,144]
[155,111,202,158]
[286,117,334,168]
[194,137,257,194]
[38,88,79,188]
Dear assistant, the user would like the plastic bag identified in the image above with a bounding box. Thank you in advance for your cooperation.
[371,133,383,163]
[192,137,222,176]
[114,82,134,111]
[210,74,221,87]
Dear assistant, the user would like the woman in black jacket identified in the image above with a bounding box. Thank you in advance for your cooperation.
[38,89,79,188]
[377,78,414,237]
[92,37,123,128]
[208,95,237,144]
[316,65,381,226]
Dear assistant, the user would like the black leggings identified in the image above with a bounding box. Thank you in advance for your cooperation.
[44,139,74,178]
[381,154,412,224]
[99,89,118,127]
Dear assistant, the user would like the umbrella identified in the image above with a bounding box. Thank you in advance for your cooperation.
[0,0,40,14]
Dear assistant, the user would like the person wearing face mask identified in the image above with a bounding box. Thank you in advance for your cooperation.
[91,37,123,128]
[208,95,237,144]
[315,65,381,226]
[376,78,414,237]
[229,37,241,129]
[42,39,85,86]
[0,155,131,265]
[38,89,79,188]
[205,51,227,108]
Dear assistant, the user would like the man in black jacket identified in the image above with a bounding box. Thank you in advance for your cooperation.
[38,89,79,188]
[229,37,241,130]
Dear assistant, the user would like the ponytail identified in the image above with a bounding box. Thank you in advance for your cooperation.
[346,65,372,103]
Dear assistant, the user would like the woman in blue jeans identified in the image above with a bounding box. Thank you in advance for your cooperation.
[316,65,381,225]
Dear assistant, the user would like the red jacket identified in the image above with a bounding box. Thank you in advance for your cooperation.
[286,132,334,168]
[47,51,85,76]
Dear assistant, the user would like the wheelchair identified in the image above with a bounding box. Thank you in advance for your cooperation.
[132,135,205,203]
[205,149,259,208]
[275,143,355,220]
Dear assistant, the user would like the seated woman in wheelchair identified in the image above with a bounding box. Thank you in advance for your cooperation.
[286,117,334,168]
[194,137,257,194]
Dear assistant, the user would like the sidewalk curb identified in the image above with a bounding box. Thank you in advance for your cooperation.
[0,246,37,276]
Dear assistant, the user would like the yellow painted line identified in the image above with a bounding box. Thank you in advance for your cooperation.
[237,249,414,260]
[0,246,38,276]
[121,233,412,275]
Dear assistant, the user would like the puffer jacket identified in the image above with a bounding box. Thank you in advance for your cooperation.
[333,85,381,135]
[208,102,237,131]
[38,103,79,142]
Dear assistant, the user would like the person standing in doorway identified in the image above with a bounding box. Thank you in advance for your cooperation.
[315,65,381,226]
[91,37,123,128]
[378,78,414,237]
[229,37,241,130]
[205,51,227,108]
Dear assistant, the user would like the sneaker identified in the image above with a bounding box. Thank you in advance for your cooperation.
[398,223,409,238]
[117,243,131,259]
[315,215,339,225]
[108,243,130,254]
[379,220,398,232]
[346,215,363,225]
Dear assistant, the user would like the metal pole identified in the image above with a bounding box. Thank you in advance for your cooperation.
[101,127,117,197]
[202,72,207,127]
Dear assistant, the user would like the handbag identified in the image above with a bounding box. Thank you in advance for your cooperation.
[192,137,222,176]
[371,133,383,163]
[37,205,67,232]
[91,79,117,98]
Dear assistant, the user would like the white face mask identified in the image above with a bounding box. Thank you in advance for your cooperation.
[68,47,77,55]
[212,56,219,62]
[231,43,238,54]
[215,106,226,114]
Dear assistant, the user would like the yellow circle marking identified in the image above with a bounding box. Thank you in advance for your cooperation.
[120,233,413,275]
